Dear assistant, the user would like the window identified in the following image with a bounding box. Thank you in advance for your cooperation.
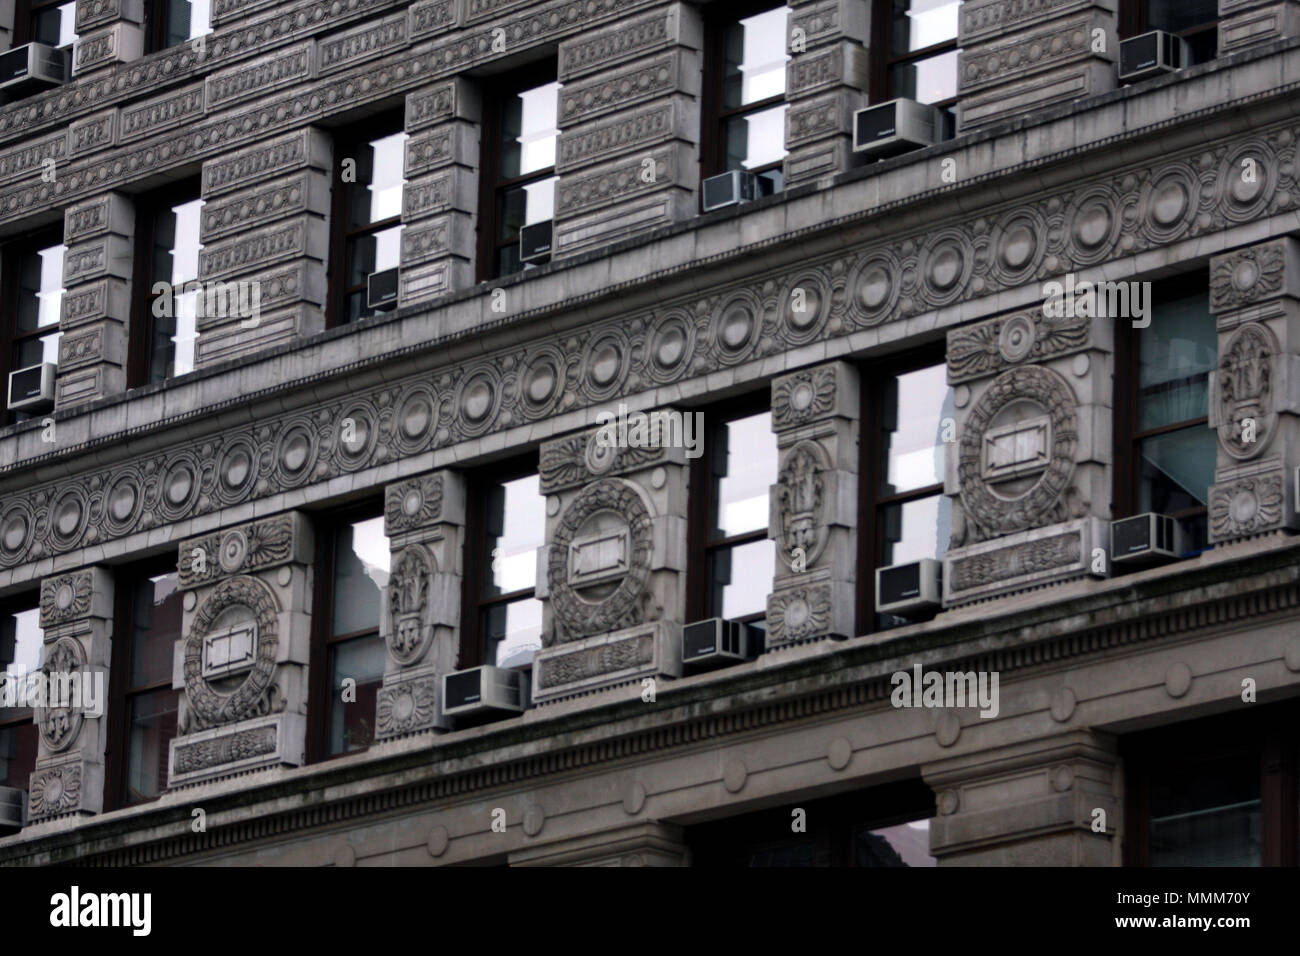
[0,229,65,425]
[461,461,546,670]
[128,181,203,386]
[1122,0,1220,66]
[689,780,936,866]
[145,0,212,53]
[1114,274,1217,555]
[327,116,408,326]
[701,3,790,201]
[0,597,42,800]
[872,0,960,121]
[687,399,779,631]
[308,508,389,760]
[859,350,953,631]
[13,0,77,48]
[106,561,182,808]
[1123,701,1299,866]
[477,67,559,280]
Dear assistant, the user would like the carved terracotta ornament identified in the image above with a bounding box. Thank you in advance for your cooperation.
[386,546,433,666]
[776,441,830,569]
[182,576,281,732]
[1217,322,1277,459]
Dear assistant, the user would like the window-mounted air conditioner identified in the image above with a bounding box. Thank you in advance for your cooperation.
[1111,513,1186,565]
[441,665,529,720]
[0,786,26,833]
[1118,31,1186,84]
[702,170,758,212]
[876,558,942,616]
[7,362,55,413]
[519,220,553,264]
[366,267,399,311]
[0,44,69,98]
[681,618,762,672]
[853,99,945,159]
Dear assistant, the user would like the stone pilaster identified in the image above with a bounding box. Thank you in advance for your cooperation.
[56,193,133,409]
[551,3,702,261]
[400,79,479,307]
[530,418,689,703]
[509,821,688,866]
[26,567,113,823]
[783,0,870,188]
[924,730,1120,865]
[194,128,330,369]
[373,471,465,740]
[957,0,1117,133]
[766,361,858,648]
[168,511,313,787]
[1219,0,1300,55]
[72,0,145,78]
[941,303,1112,605]
[1206,238,1300,542]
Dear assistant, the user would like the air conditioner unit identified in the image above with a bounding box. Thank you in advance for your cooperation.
[0,44,69,97]
[519,220,553,264]
[702,170,758,212]
[366,267,399,311]
[681,618,761,672]
[1111,513,1186,565]
[0,786,25,833]
[7,362,55,413]
[853,99,945,159]
[441,665,529,720]
[876,558,942,616]
[1119,31,1186,83]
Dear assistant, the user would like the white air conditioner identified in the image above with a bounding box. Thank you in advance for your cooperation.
[876,558,942,616]
[441,665,529,720]
[853,99,945,159]
[7,362,55,413]
[681,618,761,672]
[1111,513,1186,565]
[0,44,69,96]
[701,170,758,212]
[1118,31,1186,83]
[519,220,553,264]
[0,786,25,832]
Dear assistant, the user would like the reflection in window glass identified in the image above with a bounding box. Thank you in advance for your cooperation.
[1148,749,1261,866]
[124,571,183,805]
[712,412,778,538]
[1,607,42,681]
[480,474,545,668]
[891,0,960,52]
[148,195,205,382]
[711,538,776,622]
[0,605,41,794]
[852,820,936,866]
[11,242,65,378]
[340,128,409,323]
[882,365,951,496]
[722,7,789,109]
[889,50,960,105]
[332,517,391,637]
[32,1,78,48]
[328,633,385,755]
[162,0,212,48]
[880,494,951,567]
[490,80,559,278]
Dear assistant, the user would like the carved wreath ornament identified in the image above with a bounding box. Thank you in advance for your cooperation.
[183,576,280,731]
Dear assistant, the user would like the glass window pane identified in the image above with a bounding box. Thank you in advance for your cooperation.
[1,606,43,681]
[0,723,38,791]
[148,196,204,381]
[1144,0,1218,34]
[131,573,182,689]
[1139,291,1216,431]
[327,633,385,755]
[483,598,543,669]
[889,49,959,104]
[882,364,951,495]
[711,412,778,539]
[485,475,545,597]
[710,538,775,621]
[15,243,65,334]
[125,687,179,804]
[879,493,951,567]
[33,3,77,47]
[723,104,789,172]
[332,516,390,636]
[1149,748,1261,866]
[350,131,408,226]
[722,7,790,109]
[891,0,960,53]
[854,820,936,866]
[500,82,559,180]
[163,0,210,47]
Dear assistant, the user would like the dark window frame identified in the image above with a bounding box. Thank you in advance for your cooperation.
[325,111,407,329]
[12,0,76,47]
[474,60,559,283]
[104,553,182,812]
[855,343,948,635]
[0,224,64,427]
[869,0,960,112]
[698,0,790,202]
[143,0,203,55]
[458,453,543,670]
[685,391,774,627]
[1111,270,1213,547]
[126,176,203,389]
[1122,700,1300,867]
[1119,0,1221,61]
[0,591,41,794]
[306,499,387,764]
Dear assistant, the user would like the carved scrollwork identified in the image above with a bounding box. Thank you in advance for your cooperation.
[182,576,281,731]
[1210,472,1285,540]
[37,637,86,753]
[386,545,433,666]
[1217,322,1277,459]
[775,441,830,569]
[38,571,94,627]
